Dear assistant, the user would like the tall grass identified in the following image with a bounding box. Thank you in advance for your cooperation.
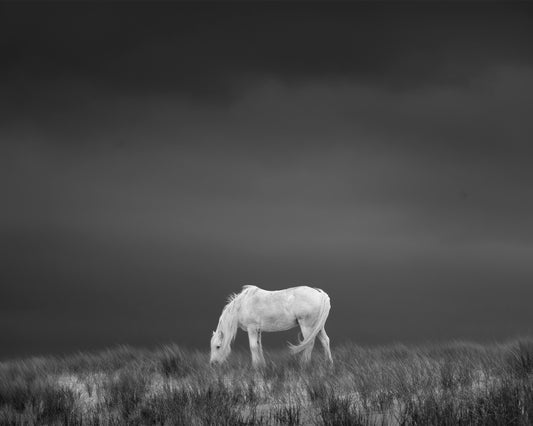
[0,338,532,425]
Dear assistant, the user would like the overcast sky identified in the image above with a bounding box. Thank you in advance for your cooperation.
[1,3,533,359]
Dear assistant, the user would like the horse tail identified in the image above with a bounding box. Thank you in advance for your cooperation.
[288,289,331,355]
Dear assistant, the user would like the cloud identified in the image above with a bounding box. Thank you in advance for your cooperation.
[1,2,532,109]
[2,3,533,356]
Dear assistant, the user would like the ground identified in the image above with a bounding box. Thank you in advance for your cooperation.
[1,338,533,425]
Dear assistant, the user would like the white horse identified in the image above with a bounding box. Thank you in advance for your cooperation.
[210,285,333,367]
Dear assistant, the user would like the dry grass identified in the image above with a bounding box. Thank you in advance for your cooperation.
[1,338,533,425]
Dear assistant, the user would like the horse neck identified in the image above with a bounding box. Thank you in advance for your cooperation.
[218,297,240,344]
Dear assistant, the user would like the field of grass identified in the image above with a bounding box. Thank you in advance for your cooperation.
[1,338,532,425]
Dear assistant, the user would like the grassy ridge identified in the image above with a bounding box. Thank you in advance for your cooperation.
[1,339,532,425]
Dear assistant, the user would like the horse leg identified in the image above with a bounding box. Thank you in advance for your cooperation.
[319,328,333,364]
[248,328,265,368]
[257,329,266,365]
[298,323,316,364]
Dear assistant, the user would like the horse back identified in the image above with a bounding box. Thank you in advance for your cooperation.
[240,286,325,328]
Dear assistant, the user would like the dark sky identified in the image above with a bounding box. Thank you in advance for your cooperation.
[2,2,533,359]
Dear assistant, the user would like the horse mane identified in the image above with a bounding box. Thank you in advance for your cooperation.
[217,285,257,347]
[226,285,257,304]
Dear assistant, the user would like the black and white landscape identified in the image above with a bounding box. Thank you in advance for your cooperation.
[1,2,533,424]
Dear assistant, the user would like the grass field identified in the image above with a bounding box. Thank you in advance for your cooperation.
[1,338,532,425]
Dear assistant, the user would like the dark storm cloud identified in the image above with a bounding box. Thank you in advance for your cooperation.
[2,3,533,358]
[1,2,533,106]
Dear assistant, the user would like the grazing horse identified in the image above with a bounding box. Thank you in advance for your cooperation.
[210,285,333,367]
